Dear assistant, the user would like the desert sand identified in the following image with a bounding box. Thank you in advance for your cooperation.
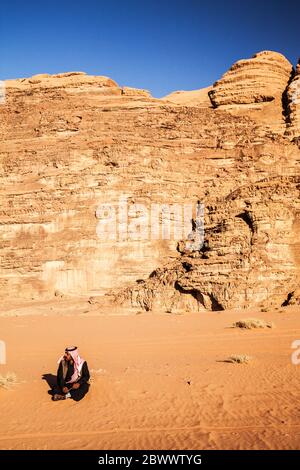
[162,86,212,107]
[0,301,300,450]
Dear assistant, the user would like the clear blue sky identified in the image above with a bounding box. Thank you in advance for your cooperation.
[0,0,299,97]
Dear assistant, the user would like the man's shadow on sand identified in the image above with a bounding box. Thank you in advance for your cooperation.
[42,373,57,396]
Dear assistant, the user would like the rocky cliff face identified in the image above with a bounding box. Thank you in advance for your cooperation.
[209,51,293,107]
[0,52,299,310]
[208,51,294,136]
[286,59,300,141]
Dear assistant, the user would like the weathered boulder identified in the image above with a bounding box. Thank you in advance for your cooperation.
[209,51,293,106]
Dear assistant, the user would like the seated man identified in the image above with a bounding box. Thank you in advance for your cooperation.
[53,346,90,402]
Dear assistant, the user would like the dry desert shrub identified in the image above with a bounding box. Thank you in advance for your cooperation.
[232,318,274,329]
[227,355,252,364]
[0,372,17,389]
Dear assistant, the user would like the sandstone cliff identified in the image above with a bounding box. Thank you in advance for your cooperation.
[208,51,295,136]
[0,52,299,311]
[209,51,293,107]
[286,59,300,141]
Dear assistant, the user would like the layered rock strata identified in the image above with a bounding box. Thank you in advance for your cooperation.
[0,54,299,311]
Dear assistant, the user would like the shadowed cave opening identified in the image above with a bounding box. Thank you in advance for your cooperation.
[281,292,294,307]
[282,68,296,125]
[182,261,193,272]
[174,281,224,312]
[236,212,255,233]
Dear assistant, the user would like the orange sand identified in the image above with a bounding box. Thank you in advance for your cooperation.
[0,300,299,450]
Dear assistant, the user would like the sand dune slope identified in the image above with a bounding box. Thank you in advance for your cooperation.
[0,302,300,449]
[161,86,212,106]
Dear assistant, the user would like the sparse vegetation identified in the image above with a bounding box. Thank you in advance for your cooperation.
[232,318,274,329]
[0,372,17,389]
[227,354,252,364]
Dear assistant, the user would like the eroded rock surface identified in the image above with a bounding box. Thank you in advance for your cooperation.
[1,53,300,311]
[286,59,300,141]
